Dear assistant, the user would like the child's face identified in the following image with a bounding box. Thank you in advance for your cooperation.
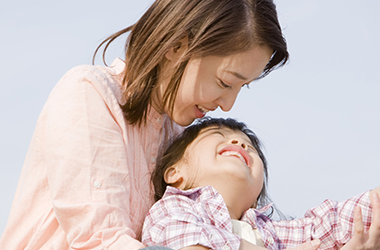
[174,126,264,210]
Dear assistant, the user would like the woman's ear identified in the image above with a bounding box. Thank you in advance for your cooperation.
[165,35,189,63]
[164,166,184,187]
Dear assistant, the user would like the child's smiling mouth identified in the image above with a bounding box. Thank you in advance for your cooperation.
[218,145,251,166]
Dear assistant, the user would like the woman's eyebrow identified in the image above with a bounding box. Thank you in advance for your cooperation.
[223,70,248,80]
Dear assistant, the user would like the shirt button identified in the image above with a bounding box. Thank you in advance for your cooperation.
[151,157,156,164]
[94,181,102,189]
[222,242,231,250]
[156,117,162,123]
[268,236,274,244]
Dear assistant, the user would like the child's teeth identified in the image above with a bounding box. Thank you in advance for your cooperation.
[221,151,246,164]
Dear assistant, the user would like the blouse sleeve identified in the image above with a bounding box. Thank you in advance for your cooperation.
[269,191,372,249]
[38,67,144,249]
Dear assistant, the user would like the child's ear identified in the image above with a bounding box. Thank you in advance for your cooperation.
[165,35,188,63]
[164,166,184,187]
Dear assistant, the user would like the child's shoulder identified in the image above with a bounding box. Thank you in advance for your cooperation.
[162,186,221,202]
[149,186,209,212]
[159,186,202,206]
[146,186,226,226]
[150,186,227,215]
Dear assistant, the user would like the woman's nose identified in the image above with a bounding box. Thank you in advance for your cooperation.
[215,90,239,112]
[231,139,247,150]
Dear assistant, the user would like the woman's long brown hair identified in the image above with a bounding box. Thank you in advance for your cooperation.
[94,0,289,126]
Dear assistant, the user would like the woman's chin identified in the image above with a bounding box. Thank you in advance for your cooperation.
[171,114,196,126]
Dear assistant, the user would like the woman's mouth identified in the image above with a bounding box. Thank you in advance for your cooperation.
[195,105,212,118]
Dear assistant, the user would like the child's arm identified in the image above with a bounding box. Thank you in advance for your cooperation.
[177,192,380,250]
[268,190,372,249]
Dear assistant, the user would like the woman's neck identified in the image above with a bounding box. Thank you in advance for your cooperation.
[150,87,165,114]
[150,61,172,115]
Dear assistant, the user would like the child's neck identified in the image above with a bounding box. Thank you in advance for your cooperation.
[223,195,252,220]
[226,205,243,220]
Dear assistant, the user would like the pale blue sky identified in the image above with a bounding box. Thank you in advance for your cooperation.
[1,0,380,236]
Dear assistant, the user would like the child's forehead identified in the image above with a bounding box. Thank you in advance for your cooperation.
[199,125,231,133]
[199,126,251,141]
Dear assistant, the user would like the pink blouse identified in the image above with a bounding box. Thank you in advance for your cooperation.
[0,58,182,249]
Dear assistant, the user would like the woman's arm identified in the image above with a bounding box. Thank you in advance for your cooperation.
[239,239,321,250]
[41,67,144,249]
[179,239,321,250]
[181,245,211,250]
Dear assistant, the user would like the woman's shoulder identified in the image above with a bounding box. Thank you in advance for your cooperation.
[55,58,125,103]
[62,59,123,86]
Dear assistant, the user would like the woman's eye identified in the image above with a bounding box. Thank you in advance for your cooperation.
[219,80,231,89]
[242,83,250,89]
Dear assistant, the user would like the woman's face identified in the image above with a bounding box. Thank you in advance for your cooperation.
[169,46,272,126]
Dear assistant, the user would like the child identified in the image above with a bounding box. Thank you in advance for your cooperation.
[142,117,379,250]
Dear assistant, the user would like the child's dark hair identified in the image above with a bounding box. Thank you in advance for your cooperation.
[152,117,273,214]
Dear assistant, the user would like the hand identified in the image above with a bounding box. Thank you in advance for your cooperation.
[341,192,380,250]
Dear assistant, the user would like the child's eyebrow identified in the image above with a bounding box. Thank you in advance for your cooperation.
[198,127,221,135]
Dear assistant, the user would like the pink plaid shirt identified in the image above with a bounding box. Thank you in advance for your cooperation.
[142,186,372,250]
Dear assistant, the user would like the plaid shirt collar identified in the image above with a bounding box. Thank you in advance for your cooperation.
[164,185,273,230]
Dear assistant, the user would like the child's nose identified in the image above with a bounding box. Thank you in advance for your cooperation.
[230,139,247,150]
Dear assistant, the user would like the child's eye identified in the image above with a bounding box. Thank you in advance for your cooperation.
[247,145,257,153]
[212,131,225,137]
